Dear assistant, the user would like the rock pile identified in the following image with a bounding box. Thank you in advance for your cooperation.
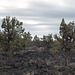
[0,50,75,75]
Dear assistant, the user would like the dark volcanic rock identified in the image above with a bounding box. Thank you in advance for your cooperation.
[0,50,75,75]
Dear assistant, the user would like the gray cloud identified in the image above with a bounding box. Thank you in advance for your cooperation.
[0,0,75,37]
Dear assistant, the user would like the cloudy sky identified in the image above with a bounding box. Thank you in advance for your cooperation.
[0,0,75,37]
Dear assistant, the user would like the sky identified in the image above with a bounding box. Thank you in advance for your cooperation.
[0,0,75,37]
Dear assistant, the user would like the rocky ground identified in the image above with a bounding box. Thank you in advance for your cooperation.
[0,48,75,75]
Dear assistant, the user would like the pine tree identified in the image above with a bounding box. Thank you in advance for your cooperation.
[60,19,74,66]
[1,16,25,56]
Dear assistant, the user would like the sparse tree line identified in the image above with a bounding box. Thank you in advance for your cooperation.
[0,16,75,66]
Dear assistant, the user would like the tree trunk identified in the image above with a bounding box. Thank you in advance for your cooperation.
[7,38,13,57]
[65,50,70,66]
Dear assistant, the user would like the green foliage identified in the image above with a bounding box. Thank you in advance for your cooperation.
[33,35,41,47]
[59,19,75,50]
[0,16,32,55]
[53,19,75,66]
[41,34,53,49]
[22,32,32,48]
[59,19,75,66]
[32,34,53,49]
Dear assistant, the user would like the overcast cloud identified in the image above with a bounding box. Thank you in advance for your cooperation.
[0,0,75,37]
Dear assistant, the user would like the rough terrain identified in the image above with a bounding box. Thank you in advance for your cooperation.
[0,48,75,75]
